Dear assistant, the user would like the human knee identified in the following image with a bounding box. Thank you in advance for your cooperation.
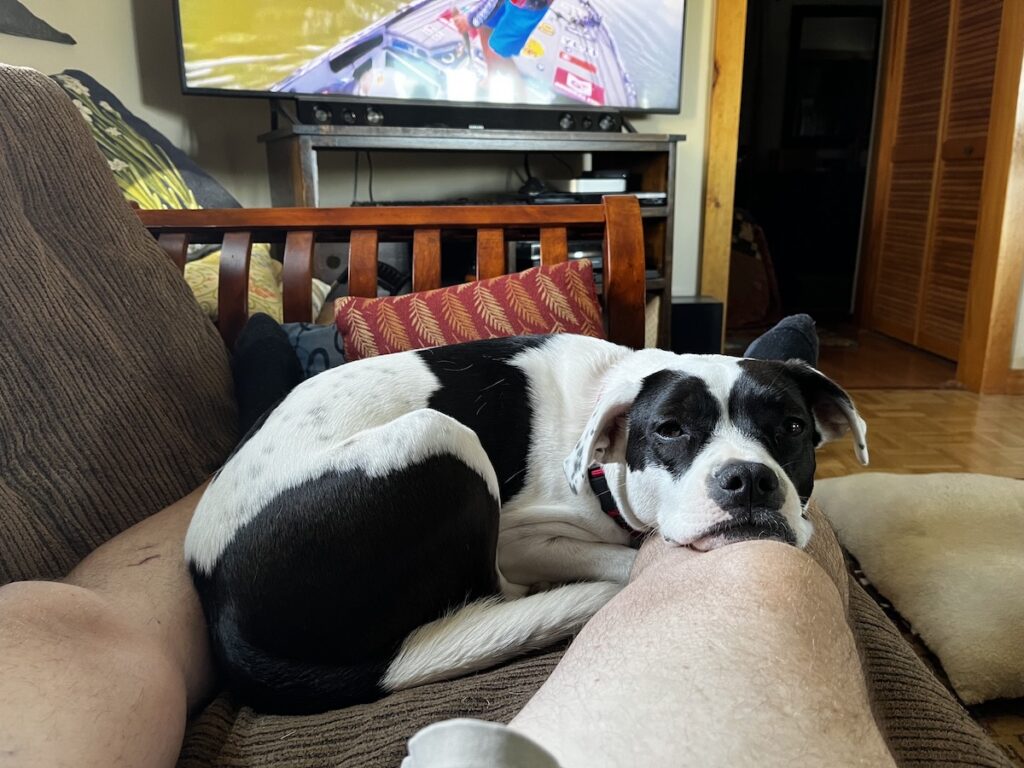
[0,580,185,698]
[713,540,840,601]
[643,540,845,613]
[0,581,189,762]
[0,580,123,638]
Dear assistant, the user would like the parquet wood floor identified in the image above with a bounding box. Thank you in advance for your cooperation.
[817,389,1024,479]
[816,330,958,389]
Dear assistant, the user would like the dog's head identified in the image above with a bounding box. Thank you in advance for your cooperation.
[564,354,867,550]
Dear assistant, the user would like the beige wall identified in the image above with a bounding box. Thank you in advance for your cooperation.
[2,0,713,295]
[635,0,714,296]
[1,0,271,206]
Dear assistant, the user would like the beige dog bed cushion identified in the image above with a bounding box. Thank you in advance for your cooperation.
[815,472,1024,704]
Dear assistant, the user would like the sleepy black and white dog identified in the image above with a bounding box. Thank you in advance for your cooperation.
[185,333,868,714]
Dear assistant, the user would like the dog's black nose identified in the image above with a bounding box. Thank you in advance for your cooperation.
[711,461,782,511]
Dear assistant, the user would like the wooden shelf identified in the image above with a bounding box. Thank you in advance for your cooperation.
[594,275,665,292]
[640,206,669,219]
[645,277,667,291]
[260,124,684,154]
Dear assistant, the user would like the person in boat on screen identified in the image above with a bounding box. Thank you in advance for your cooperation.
[458,0,553,58]
[453,0,553,100]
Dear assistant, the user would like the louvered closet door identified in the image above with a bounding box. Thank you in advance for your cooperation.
[866,0,1004,359]
[916,0,1003,358]
[869,0,950,344]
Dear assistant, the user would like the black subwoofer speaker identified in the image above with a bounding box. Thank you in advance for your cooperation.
[670,297,724,355]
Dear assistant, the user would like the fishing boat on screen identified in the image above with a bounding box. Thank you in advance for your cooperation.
[271,0,637,109]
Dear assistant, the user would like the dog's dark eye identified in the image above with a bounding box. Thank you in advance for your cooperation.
[784,418,806,436]
[655,421,686,439]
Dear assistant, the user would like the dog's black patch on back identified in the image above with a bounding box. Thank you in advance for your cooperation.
[192,453,501,714]
[417,335,550,502]
[626,370,721,477]
[731,360,818,499]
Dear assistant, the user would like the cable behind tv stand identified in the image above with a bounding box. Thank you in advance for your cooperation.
[258,122,683,346]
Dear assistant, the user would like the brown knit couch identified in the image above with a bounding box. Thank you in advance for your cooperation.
[0,64,1012,768]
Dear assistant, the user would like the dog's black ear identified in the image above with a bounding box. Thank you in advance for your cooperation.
[786,362,869,465]
[563,376,641,494]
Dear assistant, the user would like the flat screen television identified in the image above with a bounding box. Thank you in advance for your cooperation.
[175,1,686,115]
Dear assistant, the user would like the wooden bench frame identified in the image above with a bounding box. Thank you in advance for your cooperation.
[139,195,646,349]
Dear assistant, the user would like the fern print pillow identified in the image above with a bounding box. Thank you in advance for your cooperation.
[334,260,605,360]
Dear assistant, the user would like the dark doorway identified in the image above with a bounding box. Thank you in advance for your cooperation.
[727,0,883,342]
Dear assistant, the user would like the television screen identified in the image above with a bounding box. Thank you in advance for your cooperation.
[177,0,686,112]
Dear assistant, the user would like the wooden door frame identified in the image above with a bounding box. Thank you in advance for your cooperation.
[701,0,748,324]
[855,0,902,328]
[703,0,892,342]
[957,0,1024,393]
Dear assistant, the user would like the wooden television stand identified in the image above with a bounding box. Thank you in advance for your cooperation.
[259,121,683,346]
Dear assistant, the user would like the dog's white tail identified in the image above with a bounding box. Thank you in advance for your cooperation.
[381,581,621,692]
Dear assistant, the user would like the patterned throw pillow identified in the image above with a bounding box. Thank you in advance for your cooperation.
[52,70,239,209]
[335,260,604,360]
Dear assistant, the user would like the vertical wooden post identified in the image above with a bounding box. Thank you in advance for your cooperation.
[476,229,506,280]
[957,1,1024,392]
[349,230,380,298]
[540,227,569,265]
[282,230,315,322]
[266,135,319,207]
[412,229,442,292]
[700,0,748,342]
[218,232,254,349]
[604,195,647,349]
[855,0,905,328]
[157,233,189,273]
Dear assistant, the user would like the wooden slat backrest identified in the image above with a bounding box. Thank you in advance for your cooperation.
[539,227,569,266]
[348,230,379,298]
[412,229,441,292]
[282,230,315,323]
[217,232,253,349]
[475,228,506,280]
[139,196,645,350]
[157,232,188,273]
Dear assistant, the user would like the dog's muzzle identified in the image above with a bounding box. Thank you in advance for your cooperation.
[702,460,795,545]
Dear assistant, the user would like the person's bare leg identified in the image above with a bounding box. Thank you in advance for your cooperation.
[0,483,212,768]
[511,537,894,768]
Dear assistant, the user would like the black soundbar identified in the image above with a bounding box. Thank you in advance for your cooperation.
[295,100,623,133]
